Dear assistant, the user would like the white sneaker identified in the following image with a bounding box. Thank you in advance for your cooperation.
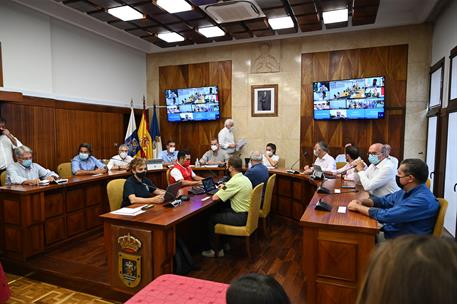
[201,249,224,258]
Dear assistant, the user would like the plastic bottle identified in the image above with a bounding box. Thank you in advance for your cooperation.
[195,158,200,167]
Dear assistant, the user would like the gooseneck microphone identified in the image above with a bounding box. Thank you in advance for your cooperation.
[287,151,308,174]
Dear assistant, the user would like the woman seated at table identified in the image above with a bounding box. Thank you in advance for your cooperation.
[329,145,364,181]
[121,158,166,207]
[262,143,279,168]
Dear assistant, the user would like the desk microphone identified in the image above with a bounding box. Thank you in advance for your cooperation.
[287,151,307,174]
[317,176,331,194]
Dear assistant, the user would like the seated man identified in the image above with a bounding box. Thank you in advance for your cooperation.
[245,151,269,188]
[303,141,336,174]
[7,146,58,185]
[330,145,365,181]
[200,139,229,165]
[159,140,178,166]
[354,143,399,196]
[169,150,204,186]
[348,159,439,239]
[71,143,107,176]
[107,144,133,171]
[385,144,399,169]
[202,156,253,258]
[334,143,352,163]
[122,158,166,207]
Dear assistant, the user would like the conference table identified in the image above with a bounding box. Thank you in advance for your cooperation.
[0,166,378,303]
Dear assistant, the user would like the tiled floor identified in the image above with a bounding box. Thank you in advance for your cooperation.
[5,273,120,304]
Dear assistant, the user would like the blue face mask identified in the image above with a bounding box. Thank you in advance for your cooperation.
[22,159,32,168]
[368,154,380,165]
[79,152,89,160]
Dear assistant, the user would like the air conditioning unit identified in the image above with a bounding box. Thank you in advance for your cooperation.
[200,0,265,24]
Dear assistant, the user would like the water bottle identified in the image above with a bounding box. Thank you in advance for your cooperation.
[195,158,200,167]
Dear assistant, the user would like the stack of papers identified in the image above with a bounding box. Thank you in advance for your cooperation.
[111,206,145,216]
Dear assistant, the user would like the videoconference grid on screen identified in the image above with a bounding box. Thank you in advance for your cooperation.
[165,86,220,122]
[313,76,385,120]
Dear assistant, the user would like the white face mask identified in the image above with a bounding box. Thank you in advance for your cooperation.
[168,147,175,153]
[313,149,319,157]
[266,151,273,157]
[211,144,218,151]
[119,152,128,159]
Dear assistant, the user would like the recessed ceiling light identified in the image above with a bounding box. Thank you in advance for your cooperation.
[268,16,294,30]
[107,6,143,21]
[157,0,192,14]
[198,26,225,38]
[322,8,348,24]
[157,32,185,43]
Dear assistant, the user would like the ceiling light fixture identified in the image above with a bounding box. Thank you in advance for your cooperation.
[107,6,143,21]
[157,0,192,14]
[268,16,294,30]
[198,26,225,38]
[157,32,185,43]
[322,8,348,24]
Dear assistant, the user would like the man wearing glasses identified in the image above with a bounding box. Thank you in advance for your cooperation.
[348,159,438,239]
[354,143,399,196]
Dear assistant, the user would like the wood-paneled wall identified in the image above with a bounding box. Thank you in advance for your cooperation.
[158,60,232,160]
[0,92,133,171]
[300,45,408,166]
[0,42,3,87]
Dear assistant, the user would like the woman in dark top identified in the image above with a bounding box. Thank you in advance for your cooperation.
[122,158,166,207]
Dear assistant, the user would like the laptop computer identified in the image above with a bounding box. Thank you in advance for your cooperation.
[163,181,182,203]
[202,177,219,195]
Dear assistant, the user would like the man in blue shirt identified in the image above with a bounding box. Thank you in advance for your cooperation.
[244,151,269,189]
[158,140,178,166]
[348,158,439,239]
[71,143,106,175]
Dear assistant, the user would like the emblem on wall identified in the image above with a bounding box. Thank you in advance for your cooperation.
[117,233,142,288]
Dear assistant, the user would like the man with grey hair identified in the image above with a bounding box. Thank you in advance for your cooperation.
[244,150,269,189]
[6,146,58,185]
[0,116,23,171]
[303,141,336,174]
[384,144,399,169]
[354,143,399,197]
[107,144,133,171]
[218,119,236,155]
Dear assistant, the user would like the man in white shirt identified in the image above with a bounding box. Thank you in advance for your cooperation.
[304,141,336,174]
[354,143,400,197]
[107,144,133,171]
[384,144,399,169]
[331,145,365,181]
[218,119,236,155]
[0,117,22,171]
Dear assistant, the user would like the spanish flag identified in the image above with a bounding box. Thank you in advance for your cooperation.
[136,99,153,159]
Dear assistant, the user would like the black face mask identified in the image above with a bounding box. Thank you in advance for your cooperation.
[396,175,405,190]
[135,171,147,179]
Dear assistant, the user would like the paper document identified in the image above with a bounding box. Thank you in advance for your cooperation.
[236,138,247,151]
[202,164,219,168]
[337,206,347,214]
[111,206,145,216]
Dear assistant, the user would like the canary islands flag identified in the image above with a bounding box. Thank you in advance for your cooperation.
[125,107,140,157]
[150,105,162,159]
[137,110,153,159]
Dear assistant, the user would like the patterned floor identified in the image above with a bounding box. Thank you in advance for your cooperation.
[5,273,120,304]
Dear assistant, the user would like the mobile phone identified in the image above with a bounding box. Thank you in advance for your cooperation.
[141,204,155,210]
[341,185,356,189]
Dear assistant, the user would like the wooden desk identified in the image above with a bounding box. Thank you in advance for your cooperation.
[99,192,218,294]
[300,178,378,304]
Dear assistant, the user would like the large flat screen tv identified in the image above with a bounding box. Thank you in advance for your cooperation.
[165,86,220,122]
[313,76,385,120]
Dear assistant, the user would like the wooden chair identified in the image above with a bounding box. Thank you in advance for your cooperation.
[433,198,448,237]
[259,174,277,236]
[277,158,285,169]
[107,179,126,211]
[214,183,264,259]
[57,162,72,178]
[425,179,431,190]
[336,162,347,170]
[0,171,7,186]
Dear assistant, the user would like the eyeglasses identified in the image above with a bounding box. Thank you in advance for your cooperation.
[367,152,380,156]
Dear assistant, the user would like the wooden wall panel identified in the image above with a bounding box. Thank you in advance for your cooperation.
[158,60,232,160]
[0,42,3,87]
[300,45,408,166]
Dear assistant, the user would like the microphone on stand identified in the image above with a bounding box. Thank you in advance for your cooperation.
[287,151,308,174]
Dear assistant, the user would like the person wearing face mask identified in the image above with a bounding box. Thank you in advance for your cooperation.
[303,141,336,174]
[245,151,269,189]
[200,139,229,165]
[262,143,279,168]
[0,117,23,173]
[347,159,438,239]
[169,150,204,186]
[202,156,253,258]
[121,158,166,207]
[6,146,58,185]
[159,140,179,166]
[353,143,399,197]
[71,143,107,176]
[218,119,236,155]
[330,145,365,180]
[107,144,133,171]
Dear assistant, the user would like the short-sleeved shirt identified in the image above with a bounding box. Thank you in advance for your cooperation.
[6,162,58,185]
[122,175,157,207]
[107,155,133,170]
[216,172,252,213]
[159,150,179,163]
[200,149,229,164]
[262,154,279,168]
[313,153,336,171]
[71,155,105,174]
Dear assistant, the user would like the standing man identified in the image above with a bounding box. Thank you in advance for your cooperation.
[107,144,133,171]
[200,139,229,165]
[0,117,22,172]
[218,119,236,156]
[159,140,179,166]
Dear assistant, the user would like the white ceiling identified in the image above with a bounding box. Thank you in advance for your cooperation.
[11,0,442,54]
